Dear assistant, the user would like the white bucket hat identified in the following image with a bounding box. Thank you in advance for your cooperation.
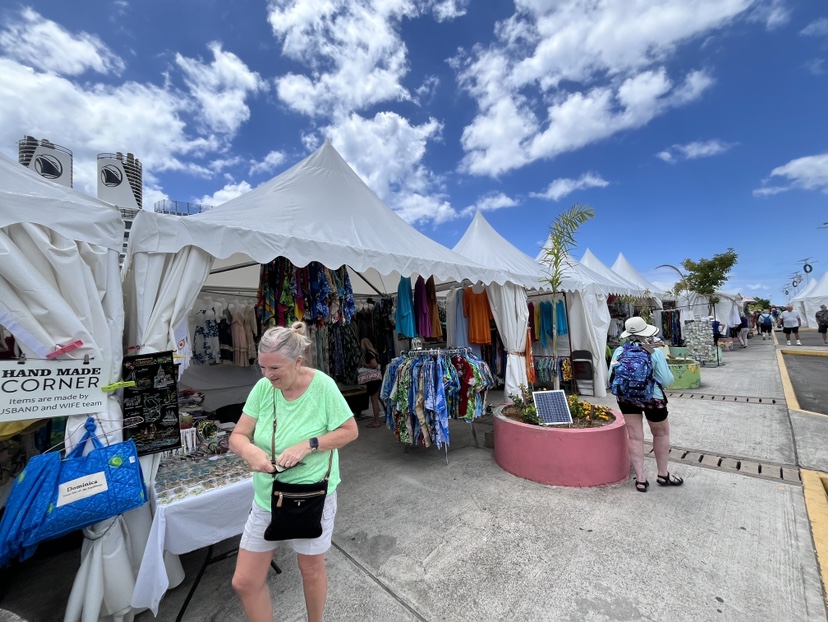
[621,316,659,339]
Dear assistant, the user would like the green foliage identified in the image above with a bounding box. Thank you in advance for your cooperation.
[752,297,771,311]
[680,248,738,297]
[508,386,541,425]
[539,203,595,293]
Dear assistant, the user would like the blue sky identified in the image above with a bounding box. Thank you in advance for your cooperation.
[1,1,826,302]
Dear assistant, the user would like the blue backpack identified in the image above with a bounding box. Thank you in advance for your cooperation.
[611,341,657,402]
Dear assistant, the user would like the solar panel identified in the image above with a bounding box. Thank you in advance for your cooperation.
[532,390,572,425]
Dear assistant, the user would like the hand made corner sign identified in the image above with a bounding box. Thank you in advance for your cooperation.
[0,359,109,423]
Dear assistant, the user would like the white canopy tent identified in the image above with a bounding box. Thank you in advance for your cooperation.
[123,140,503,359]
[452,211,544,400]
[0,153,136,621]
[579,249,642,297]
[611,252,666,305]
[793,271,828,327]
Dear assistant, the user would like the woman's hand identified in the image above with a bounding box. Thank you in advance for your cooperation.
[246,446,277,473]
[276,442,311,469]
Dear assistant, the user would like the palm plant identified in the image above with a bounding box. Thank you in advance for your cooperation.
[539,203,594,390]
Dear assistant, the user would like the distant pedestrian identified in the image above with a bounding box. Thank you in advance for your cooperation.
[758,309,774,340]
[771,306,781,328]
[738,315,749,348]
[816,304,828,345]
[779,304,801,346]
[610,317,682,493]
[752,310,761,334]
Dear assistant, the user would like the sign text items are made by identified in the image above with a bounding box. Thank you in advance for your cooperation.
[0,359,109,422]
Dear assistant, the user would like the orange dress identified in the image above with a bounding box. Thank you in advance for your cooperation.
[463,287,493,344]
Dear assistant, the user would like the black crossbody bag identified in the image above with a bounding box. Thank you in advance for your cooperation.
[263,396,332,542]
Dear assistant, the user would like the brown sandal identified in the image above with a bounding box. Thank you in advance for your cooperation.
[366,421,382,428]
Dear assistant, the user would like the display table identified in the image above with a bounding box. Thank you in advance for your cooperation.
[131,454,257,616]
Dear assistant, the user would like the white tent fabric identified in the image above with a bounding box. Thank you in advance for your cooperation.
[124,140,503,359]
[535,237,628,296]
[452,212,536,399]
[126,140,500,285]
[792,276,818,302]
[579,249,641,296]
[0,153,131,621]
[795,271,828,328]
[454,212,545,290]
[611,252,666,299]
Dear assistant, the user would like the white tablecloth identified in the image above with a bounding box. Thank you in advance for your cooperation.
[130,477,254,615]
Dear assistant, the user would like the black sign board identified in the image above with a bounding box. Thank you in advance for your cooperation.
[121,351,180,456]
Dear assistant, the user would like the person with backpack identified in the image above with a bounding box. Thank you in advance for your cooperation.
[758,309,774,340]
[610,317,683,493]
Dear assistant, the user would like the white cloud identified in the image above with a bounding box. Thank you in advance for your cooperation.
[461,192,518,216]
[322,111,449,225]
[657,139,735,163]
[801,18,828,37]
[455,0,749,176]
[143,186,169,212]
[249,150,287,176]
[747,0,789,30]
[530,173,609,201]
[0,7,125,76]
[0,57,219,196]
[268,0,414,118]
[746,282,771,290]
[754,153,828,196]
[414,75,440,104]
[804,59,824,76]
[427,0,469,22]
[176,42,267,137]
[196,180,253,207]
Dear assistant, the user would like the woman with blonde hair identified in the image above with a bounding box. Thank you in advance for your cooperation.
[229,321,358,622]
[359,337,383,428]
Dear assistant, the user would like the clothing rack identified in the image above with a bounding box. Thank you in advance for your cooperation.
[382,347,493,464]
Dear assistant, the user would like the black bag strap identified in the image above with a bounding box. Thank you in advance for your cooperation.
[271,389,333,481]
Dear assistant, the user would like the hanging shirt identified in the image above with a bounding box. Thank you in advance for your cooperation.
[463,287,493,345]
[555,299,568,335]
[414,276,431,337]
[395,277,417,338]
[426,276,443,338]
[454,289,470,348]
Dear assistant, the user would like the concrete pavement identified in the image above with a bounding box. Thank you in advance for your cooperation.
[2,329,828,621]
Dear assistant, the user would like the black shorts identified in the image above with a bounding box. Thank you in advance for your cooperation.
[760,324,773,334]
[617,399,669,423]
[819,324,828,334]
[782,326,799,335]
[365,380,381,396]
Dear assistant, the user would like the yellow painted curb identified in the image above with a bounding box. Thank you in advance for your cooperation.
[780,349,828,358]
[801,469,828,609]
[777,349,801,411]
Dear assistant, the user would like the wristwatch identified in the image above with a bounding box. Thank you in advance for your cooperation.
[309,437,319,452]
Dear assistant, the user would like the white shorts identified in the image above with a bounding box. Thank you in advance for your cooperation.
[239,491,337,556]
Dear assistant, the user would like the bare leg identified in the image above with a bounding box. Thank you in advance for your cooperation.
[297,553,327,622]
[232,549,275,622]
[624,413,646,483]
[649,419,671,477]
[371,392,380,424]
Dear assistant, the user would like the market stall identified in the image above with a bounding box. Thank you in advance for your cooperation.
[0,152,133,621]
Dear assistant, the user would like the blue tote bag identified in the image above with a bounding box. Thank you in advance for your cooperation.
[25,416,148,546]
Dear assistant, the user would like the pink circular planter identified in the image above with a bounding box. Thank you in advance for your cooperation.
[493,410,630,487]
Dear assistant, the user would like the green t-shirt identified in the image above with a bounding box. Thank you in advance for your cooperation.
[243,371,353,510]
